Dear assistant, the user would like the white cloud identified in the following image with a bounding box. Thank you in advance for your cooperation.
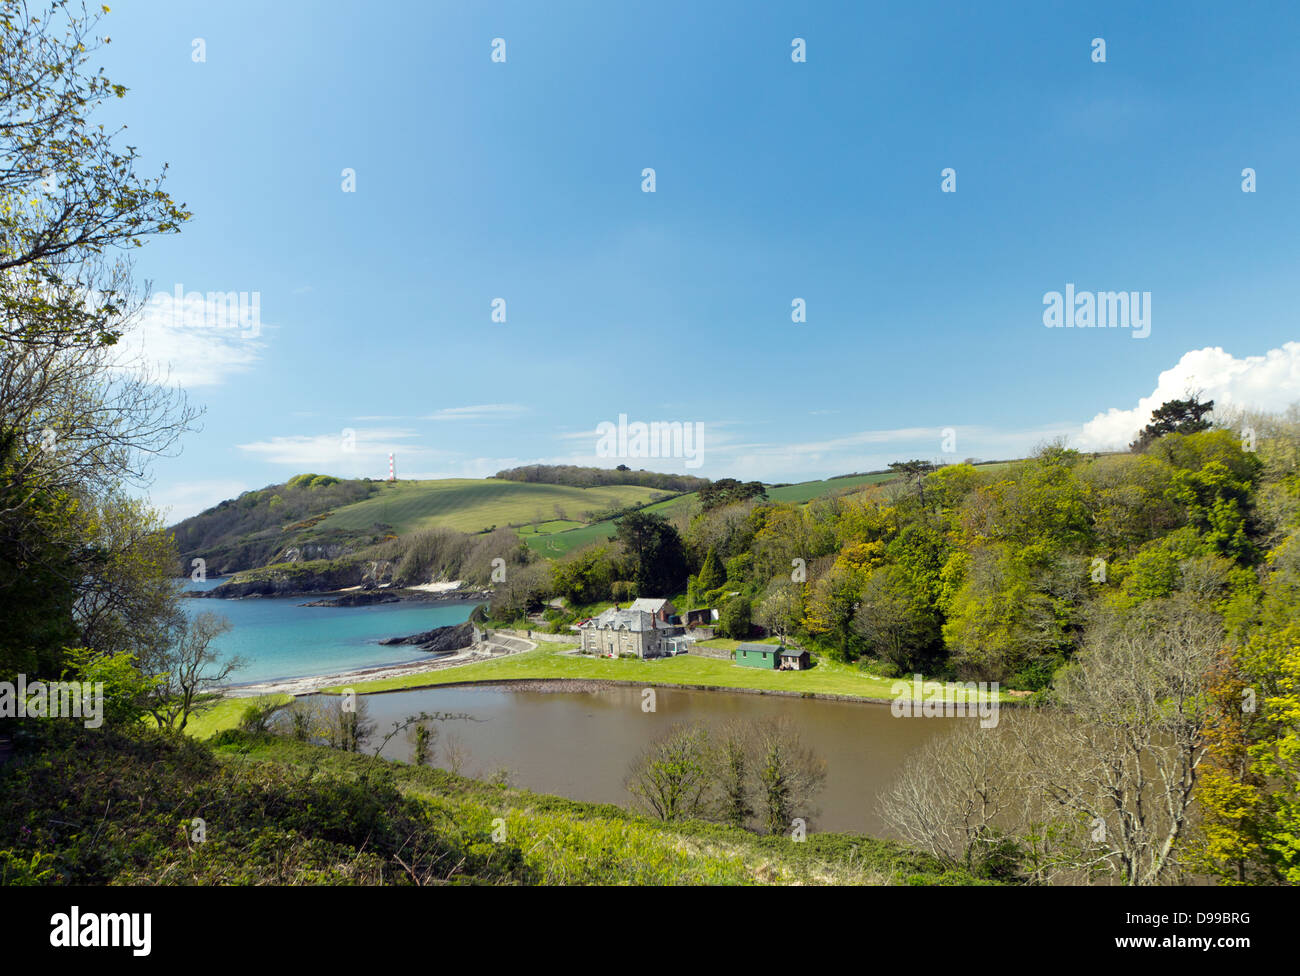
[1078,342,1300,450]
[236,428,446,475]
[424,404,526,422]
[113,288,268,388]
[144,479,252,524]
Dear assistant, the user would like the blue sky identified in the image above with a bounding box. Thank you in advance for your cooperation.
[97,1,1300,520]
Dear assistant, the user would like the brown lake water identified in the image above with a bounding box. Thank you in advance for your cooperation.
[357,684,972,837]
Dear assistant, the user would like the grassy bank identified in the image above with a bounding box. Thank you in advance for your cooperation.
[183,694,292,739]
[0,722,991,885]
[214,732,990,885]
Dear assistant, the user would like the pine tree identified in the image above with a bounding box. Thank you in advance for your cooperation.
[698,547,726,593]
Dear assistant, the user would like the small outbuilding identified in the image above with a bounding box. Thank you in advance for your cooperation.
[777,647,810,671]
[735,642,780,669]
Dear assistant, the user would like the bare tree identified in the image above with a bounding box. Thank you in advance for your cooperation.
[883,596,1225,885]
[1021,597,1223,885]
[144,611,240,731]
[442,732,472,776]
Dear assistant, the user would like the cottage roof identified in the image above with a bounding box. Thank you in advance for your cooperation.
[580,608,657,632]
[777,647,805,658]
[629,597,672,614]
[736,642,776,653]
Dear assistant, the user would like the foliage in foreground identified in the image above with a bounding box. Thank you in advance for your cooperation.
[0,721,987,886]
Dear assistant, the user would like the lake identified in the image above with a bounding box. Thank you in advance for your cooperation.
[183,579,474,684]
[192,582,965,835]
[356,683,969,837]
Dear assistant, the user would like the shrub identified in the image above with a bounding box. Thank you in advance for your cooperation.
[717,597,752,639]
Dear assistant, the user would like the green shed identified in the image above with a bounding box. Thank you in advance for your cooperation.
[735,642,779,669]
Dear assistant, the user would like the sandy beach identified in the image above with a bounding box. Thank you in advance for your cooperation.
[226,630,534,697]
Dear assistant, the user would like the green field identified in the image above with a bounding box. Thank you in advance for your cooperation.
[517,519,585,536]
[316,479,669,536]
[765,471,897,503]
[320,643,1015,702]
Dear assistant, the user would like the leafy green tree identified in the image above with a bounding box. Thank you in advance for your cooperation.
[550,545,615,605]
[612,510,687,596]
[698,478,767,512]
[625,724,712,822]
[852,565,935,673]
[757,580,803,645]
[1130,394,1215,452]
[717,596,752,640]
[752,717,826,836]
[710,723,754,828]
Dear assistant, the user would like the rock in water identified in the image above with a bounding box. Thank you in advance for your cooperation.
[378,620,475,654]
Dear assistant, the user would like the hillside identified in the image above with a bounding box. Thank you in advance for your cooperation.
[171,475,678,576]
[316,478,670,536]
[171,475,378,575]
[173,467,942,577]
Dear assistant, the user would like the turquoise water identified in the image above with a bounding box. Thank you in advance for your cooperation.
[182,580,475,684]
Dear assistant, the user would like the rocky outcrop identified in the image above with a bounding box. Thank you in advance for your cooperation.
[273,543,353,564]
[299,591,403,607]
[378,620,476,654]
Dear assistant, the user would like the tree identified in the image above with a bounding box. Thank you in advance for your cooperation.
[1196,624,1300,884]
[717,596,752,640]
[757,580,802,645]
[698,478,767,512]
[880,715,1098,884]
[408,721,436,766]
[550,545,615,606]
[751,717,827,836]
[612,510,687,596]
[852,565,932,672]
[1019,596,1224,885]
[0,2,194,685]
[488,562,550,620]
[1130,394,1215,452]
[625,724,712,822]
[144,612,241,732]
[696,546,725,592]
[0,1,190,349]
[888,460,938,506]
[709,722,754,828]
[802,561,863,659]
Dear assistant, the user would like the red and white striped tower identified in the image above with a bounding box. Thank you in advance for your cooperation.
[388,453,395,482]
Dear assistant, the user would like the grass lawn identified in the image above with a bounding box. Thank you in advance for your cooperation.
[322,644,1014,702]
[183,693,292,739]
